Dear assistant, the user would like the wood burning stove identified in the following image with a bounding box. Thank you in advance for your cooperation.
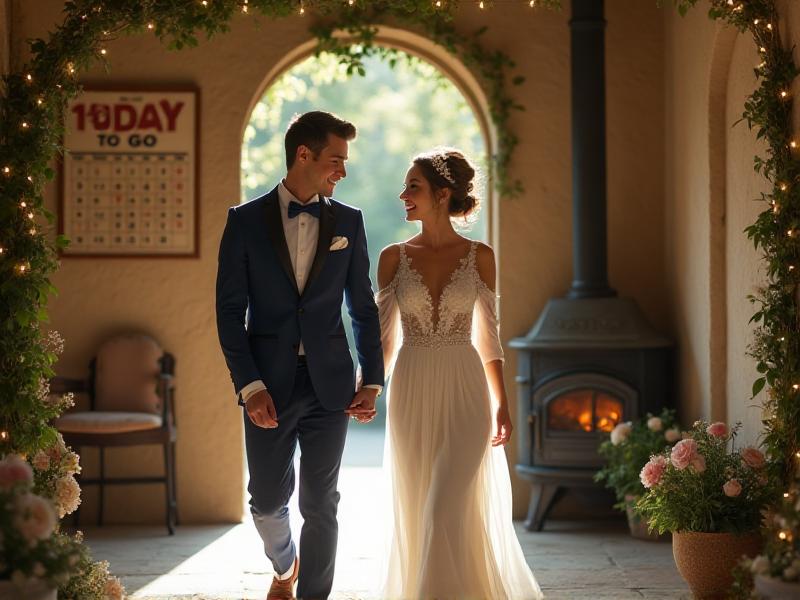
[510,0,672,532]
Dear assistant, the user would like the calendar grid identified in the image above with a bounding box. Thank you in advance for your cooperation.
[60,89,198,257]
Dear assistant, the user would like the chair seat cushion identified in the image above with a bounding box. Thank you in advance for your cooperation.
[55,411,162,434]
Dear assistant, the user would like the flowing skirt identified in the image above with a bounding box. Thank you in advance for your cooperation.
[379,343,543,600]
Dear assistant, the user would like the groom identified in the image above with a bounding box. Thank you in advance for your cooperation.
[216,111,384,599]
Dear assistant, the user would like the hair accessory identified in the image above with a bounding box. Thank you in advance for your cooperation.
[430,154,455,185]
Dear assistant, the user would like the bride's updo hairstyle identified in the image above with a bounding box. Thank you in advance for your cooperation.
[413,148,481,224]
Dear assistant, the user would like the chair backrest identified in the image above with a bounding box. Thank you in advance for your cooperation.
[94,333,164,414]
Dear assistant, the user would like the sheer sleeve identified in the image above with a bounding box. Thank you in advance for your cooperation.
[472,281,504,364]
[376,280,403,379]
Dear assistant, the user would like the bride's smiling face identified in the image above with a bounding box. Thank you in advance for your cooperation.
[400,164,447,222]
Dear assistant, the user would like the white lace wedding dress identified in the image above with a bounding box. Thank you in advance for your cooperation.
[376,241,543,600]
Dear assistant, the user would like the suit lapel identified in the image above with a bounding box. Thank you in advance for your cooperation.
[264,187,300,296]
[302,196,337,299]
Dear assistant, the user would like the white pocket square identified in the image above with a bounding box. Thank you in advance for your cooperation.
[329,236,349,251]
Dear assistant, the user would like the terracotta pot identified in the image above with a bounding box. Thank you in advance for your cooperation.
[624,494,668,542]
[754,574,800,599]
[672,531,762,600]
[0,579,56,600]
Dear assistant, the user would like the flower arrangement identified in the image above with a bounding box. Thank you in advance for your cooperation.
[0,454,80,590]
[0,451,124,599]
[637,421,775,534]
[743,474,800,584]
[595,408,683,508]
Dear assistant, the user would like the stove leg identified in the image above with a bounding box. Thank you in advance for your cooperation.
[525,483,561,532]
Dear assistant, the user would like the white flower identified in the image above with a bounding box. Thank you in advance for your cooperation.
[647,417,663,432]
[610,422,632,446]
[751,555,771,575]
[55,476,81,518]
[104,575,125,600]
[31,451,50,472]
[13,493,56,543]
[664,428,681,443]
[61,451,80,476]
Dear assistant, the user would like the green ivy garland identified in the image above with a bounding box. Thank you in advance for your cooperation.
[670,0,800,486]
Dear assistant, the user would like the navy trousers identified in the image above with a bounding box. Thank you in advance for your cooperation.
[244,359,349,599]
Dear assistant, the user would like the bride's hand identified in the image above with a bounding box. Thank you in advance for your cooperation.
[492,405,513,447]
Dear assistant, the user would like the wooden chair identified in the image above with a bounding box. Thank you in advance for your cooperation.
[52,333,177,535]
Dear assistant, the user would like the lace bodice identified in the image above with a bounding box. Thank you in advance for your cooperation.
[376,241,504,377]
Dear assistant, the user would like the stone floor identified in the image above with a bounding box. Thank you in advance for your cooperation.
[79,468,691,599]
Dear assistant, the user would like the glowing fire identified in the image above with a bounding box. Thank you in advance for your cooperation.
[548,390,622,433]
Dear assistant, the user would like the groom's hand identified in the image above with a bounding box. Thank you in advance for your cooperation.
[345,388,378,424]
[245,390,279,429]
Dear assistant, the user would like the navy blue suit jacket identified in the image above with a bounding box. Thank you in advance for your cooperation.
[216,186,384,411]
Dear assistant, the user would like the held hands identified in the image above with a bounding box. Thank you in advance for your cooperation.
[492,405,513,447]
[346,387,378,424]
[245,389,279,429]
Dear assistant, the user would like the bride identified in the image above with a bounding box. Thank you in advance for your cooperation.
[374,148,543,599]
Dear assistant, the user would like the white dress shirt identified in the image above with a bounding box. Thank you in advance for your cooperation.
[239,181,381,402]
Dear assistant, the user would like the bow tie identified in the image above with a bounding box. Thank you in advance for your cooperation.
[288,200,321,219]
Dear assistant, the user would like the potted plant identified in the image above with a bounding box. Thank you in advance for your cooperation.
[595,408,682,540]
[636,421,774,599]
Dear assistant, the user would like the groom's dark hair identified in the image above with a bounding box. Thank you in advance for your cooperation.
[285,111,356,169]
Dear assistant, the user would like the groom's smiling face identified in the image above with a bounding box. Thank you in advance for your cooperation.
[306,134,349,197]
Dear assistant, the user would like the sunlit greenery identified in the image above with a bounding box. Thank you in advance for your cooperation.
[241,50,488,284]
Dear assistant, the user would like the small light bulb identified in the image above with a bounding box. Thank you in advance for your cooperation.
[20,201,26,208]
[299,3,305,13]
[780,531,788,540]
[25,74,32,82]
[201,0,208,5]
[67,62,75,74]
[760,46,767,53]
[147,23,154,29]
[348,0,354,4]
[785,492,790,498]
[242,4,248,11]
[36,98,43,106]
[2,166,10,174]
[26,176,32,182]
[791,141,798,149]
[29,228,36,235]
[787,229,793,237]
[780,337,786,341]
[754,19,760,25]
[793,384,799,390]
[27,212,34,220]
[780,183,788,191]
[17,264,26,273]
[0,247,4,254]
[781,91,788,99]
[790,265,795,271]
[0,431,7,440]
[479,0,485,7]
[21,122,28,129]
[767,23,773,30]
[435,0,442,6]
[100,48,107,55]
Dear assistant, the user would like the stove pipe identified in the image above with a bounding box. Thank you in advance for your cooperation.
[568,0,616,300]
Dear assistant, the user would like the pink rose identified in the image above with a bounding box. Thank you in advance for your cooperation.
[671,438,698,470]
[742,447,766,469]
[640,455,668,489]
[665,428,682,443]
[706,422,728,438]
[13,493,56,543]
[724,479,742,497]
[691,454,706,473]
[0,455,33,490]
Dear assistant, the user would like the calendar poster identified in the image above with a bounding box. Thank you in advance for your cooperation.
[61,89,198,256]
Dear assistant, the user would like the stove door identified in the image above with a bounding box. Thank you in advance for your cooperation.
[532,373,637,467]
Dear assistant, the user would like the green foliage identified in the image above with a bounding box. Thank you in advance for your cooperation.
[310,3,537,197]
[594,408,681,507]
[637,421,777,535]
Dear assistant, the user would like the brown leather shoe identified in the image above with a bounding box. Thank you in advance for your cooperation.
[266,556,298,600]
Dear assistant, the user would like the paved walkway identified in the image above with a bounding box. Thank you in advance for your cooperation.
[79,467,690,599]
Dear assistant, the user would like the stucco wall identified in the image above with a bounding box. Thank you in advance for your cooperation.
[10,0,667,523]
[665,1,800,445]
